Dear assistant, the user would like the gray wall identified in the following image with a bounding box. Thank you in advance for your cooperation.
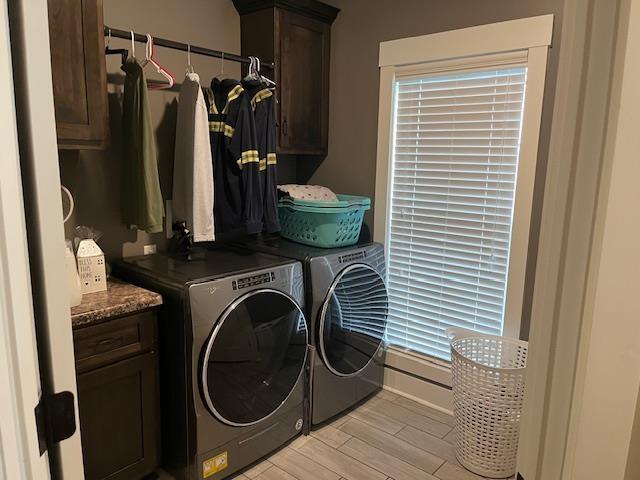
[60,0,245,260]
[310,0,565,338]
[59,1,564,335]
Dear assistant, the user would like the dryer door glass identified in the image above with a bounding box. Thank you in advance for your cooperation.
[201,289,308,426]
[319,264,388,376]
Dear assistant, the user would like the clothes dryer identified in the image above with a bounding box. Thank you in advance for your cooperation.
[237,237,388,431]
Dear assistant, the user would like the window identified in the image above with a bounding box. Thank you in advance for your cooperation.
[387,67,527,360]
[375,16,552,365]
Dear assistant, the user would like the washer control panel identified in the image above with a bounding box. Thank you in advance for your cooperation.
[232,271,275,290]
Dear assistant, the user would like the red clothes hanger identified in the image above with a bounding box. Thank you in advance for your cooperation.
[142,33,175,90]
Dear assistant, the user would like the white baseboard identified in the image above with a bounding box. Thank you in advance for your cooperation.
[383,367,454,415]
[384,347,453,387]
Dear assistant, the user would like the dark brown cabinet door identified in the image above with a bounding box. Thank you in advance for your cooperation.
[235,0,338,156]
[47,0,109,149]
[278,10,331,155]
[76,352,159,480]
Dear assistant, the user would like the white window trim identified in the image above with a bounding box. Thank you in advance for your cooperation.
[378,15,553,68]
[375,16,553,374]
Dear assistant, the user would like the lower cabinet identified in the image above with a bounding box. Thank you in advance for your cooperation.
[74,312,160,480]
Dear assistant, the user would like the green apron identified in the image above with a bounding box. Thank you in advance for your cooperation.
[121,57,164,234]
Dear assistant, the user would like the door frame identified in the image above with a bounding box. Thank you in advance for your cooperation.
[0,1,51,477]
[6,0,84,478]
[516,0,635,478]
[561,0,640,477]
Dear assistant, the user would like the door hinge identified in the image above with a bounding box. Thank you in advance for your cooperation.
[34,391,76,455]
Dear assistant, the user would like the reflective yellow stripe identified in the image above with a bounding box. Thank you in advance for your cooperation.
[209,122,235,138]
[259,154,276,171]
[208,84,245,114]
[227,85,244,102]
[209,121,224,132]
[204,88,217,114]
[241,150,260,163]
[237,150,259,169]
[251,89,273,109]
[222,85,244,113]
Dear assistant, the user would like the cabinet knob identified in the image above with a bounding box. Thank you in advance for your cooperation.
[282,118,288,136]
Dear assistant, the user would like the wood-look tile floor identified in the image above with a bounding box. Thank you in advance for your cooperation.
[227,390,512,480]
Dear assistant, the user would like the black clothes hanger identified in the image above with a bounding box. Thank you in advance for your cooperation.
[104,28,128,65]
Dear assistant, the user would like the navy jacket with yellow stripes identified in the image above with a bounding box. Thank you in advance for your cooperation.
[242,78,280,233]
[204,78,263,236]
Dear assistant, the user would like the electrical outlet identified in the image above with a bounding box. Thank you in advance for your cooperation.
[143,244,157,255]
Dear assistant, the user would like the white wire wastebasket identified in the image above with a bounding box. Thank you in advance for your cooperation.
[448,329,528,478]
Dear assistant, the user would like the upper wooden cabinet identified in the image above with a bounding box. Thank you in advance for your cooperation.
[47,0,109,149]
[234,0,339,156]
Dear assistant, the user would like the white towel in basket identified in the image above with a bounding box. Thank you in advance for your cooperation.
[278,184,338,202]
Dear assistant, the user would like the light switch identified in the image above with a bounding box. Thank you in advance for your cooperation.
[143,244,157,255]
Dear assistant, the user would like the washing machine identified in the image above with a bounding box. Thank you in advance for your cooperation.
[113,247,307,480]
[237,237,388,431]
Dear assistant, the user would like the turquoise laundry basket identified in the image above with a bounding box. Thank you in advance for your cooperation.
[278,194,371,248]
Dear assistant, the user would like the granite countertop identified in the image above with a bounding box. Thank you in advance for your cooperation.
[71,278,162,329]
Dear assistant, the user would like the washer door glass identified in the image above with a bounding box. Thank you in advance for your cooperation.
[201,289,307,426]
[319,264,388,376]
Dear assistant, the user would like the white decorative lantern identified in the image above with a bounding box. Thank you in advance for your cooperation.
[76,239,107,294]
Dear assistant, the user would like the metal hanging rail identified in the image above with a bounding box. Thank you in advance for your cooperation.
[103,26,274,69]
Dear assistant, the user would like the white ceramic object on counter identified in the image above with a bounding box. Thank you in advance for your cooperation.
[76,239,107,294]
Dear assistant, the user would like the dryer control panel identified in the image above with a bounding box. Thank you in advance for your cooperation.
[338,251,367,263]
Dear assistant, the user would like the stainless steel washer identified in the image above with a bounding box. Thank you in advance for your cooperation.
[114,247,307,479]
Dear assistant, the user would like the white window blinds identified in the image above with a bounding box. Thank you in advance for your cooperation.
[385,66,528,361]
